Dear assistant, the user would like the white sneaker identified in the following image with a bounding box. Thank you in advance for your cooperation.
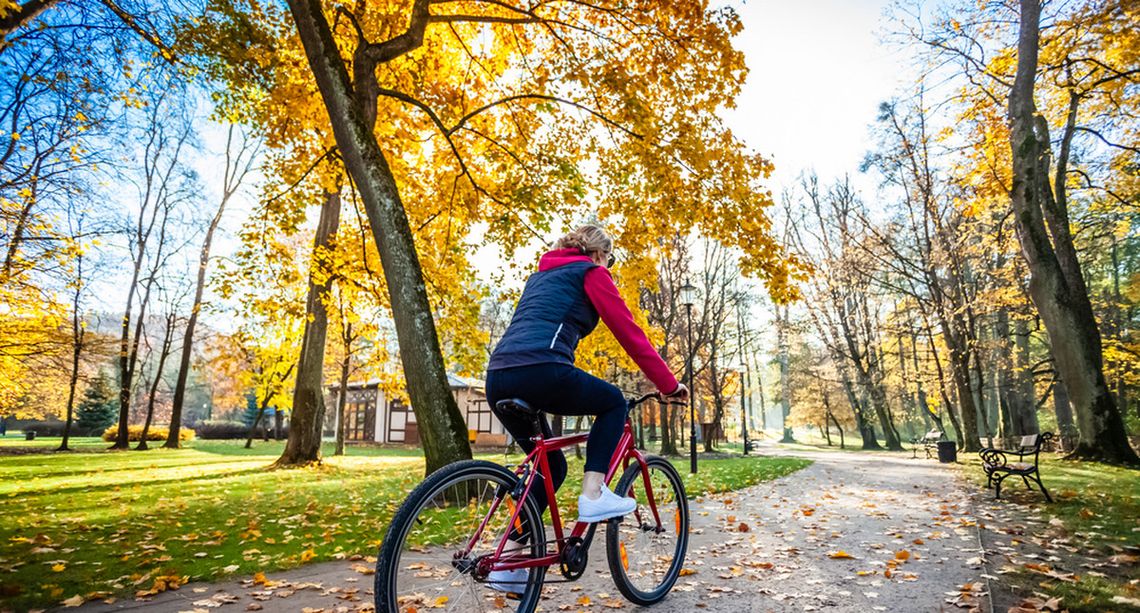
[577,486,637,523]
[486,568,528,593]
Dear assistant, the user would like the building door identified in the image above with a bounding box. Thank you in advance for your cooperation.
[386,400,419,444]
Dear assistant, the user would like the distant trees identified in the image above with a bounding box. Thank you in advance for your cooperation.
[770,0,1139,462]
[110,81,198,450]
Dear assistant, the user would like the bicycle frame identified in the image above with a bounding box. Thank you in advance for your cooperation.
[467,412,665,574]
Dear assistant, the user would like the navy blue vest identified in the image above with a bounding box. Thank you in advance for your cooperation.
[487,261,600,370]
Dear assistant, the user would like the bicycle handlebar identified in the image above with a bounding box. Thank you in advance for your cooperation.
[627,391,686,408]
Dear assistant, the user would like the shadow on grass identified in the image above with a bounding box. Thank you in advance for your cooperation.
[7,465,275,498]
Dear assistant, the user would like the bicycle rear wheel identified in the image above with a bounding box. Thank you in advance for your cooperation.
[605,455,689,605]
[375,460,547,613]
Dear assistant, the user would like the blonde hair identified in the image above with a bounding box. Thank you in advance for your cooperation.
[555,224,612,257]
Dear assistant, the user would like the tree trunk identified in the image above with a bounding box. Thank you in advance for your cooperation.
[1007,0,1137,464]
[112,264,142,450]
[285,0,471,474]
[334,352,350,457]
[827,409,845,449]
[658,402,676,455]
[778,306,795,443]
[1053,374,1078,450]
[1013,317,1039,436]
[910,331,938,433]
[994,310,1016,443]
[167,153,232,448]
[821,392,834,447]
[840,369,879,450]
[58,256,85,452]
[925,327,964,447]
[245,406,268,449]
[138,314,176,451]
[937,315,981,452]
[276,189,341,467]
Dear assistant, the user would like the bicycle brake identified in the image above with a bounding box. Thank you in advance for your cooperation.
[510,464,530,500]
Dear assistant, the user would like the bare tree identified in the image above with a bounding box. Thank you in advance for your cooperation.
[786,177,903,450]
[110,82,198,450]
[166,125,259,448]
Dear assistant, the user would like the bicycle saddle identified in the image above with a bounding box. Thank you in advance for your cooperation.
[494,398,542,419]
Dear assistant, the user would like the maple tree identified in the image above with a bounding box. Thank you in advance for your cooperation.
[181,0,800,472]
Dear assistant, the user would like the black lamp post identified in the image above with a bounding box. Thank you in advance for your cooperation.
[738,363,750,455]
[680,279,697,474]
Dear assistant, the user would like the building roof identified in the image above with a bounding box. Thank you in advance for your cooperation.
[447,373,484,389]
[332,373,484,392]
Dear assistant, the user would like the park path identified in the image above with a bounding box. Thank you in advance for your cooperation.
[68,445,989,613]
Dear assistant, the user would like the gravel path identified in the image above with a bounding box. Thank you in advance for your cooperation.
[68,444,989,613]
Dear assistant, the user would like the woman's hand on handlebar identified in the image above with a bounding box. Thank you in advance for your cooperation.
[664,383,689,403]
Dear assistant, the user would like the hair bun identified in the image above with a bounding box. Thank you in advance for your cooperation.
[555,224,612,256]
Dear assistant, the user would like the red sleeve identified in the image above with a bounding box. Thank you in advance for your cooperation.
[583,267,680,394]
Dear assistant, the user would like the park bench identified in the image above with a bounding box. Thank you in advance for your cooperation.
[911,429,942,459]
[979,432,1054,502]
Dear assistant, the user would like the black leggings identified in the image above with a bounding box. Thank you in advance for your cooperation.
[486,363,627,516]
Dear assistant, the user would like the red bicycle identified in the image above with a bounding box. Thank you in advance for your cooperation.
[375,392,690,613]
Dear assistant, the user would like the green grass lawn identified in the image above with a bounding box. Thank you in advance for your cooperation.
[0,437,808,610]
[958,454,1140,612]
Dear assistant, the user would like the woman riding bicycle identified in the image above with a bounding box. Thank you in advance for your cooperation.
[486,224,689,530]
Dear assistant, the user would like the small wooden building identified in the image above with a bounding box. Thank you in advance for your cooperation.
[326,374,508,446]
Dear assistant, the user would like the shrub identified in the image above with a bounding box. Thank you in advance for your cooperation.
[194,420,262,440]
[101,425,195,442]
[22,422,70,437]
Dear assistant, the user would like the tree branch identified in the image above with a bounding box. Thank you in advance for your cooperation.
[363,0,430,63]
[1074,125,1140,156]
[100,0,178,64]
[0,0,58,37]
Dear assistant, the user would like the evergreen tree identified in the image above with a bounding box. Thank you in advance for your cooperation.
[242,390,259,426]
[75,373,118,434]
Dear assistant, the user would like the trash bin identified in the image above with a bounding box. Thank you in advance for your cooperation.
[24,431,36,441]
[937,440,957,463]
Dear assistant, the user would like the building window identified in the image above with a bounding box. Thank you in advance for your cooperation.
[467,398,493,433]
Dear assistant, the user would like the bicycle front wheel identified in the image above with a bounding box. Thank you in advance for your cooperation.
[375,460,547,613]
[605,455,689,605]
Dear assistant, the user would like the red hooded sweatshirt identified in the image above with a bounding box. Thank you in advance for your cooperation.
[539,249,680,394]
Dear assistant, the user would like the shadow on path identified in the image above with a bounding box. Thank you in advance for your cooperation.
[66,442,991,613]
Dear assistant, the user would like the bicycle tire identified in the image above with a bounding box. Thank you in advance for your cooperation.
[605,455,689,606]
[375,459,547,613]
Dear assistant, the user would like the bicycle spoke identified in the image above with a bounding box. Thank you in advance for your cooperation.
[379,463,546,613]
[607,457,688,605]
